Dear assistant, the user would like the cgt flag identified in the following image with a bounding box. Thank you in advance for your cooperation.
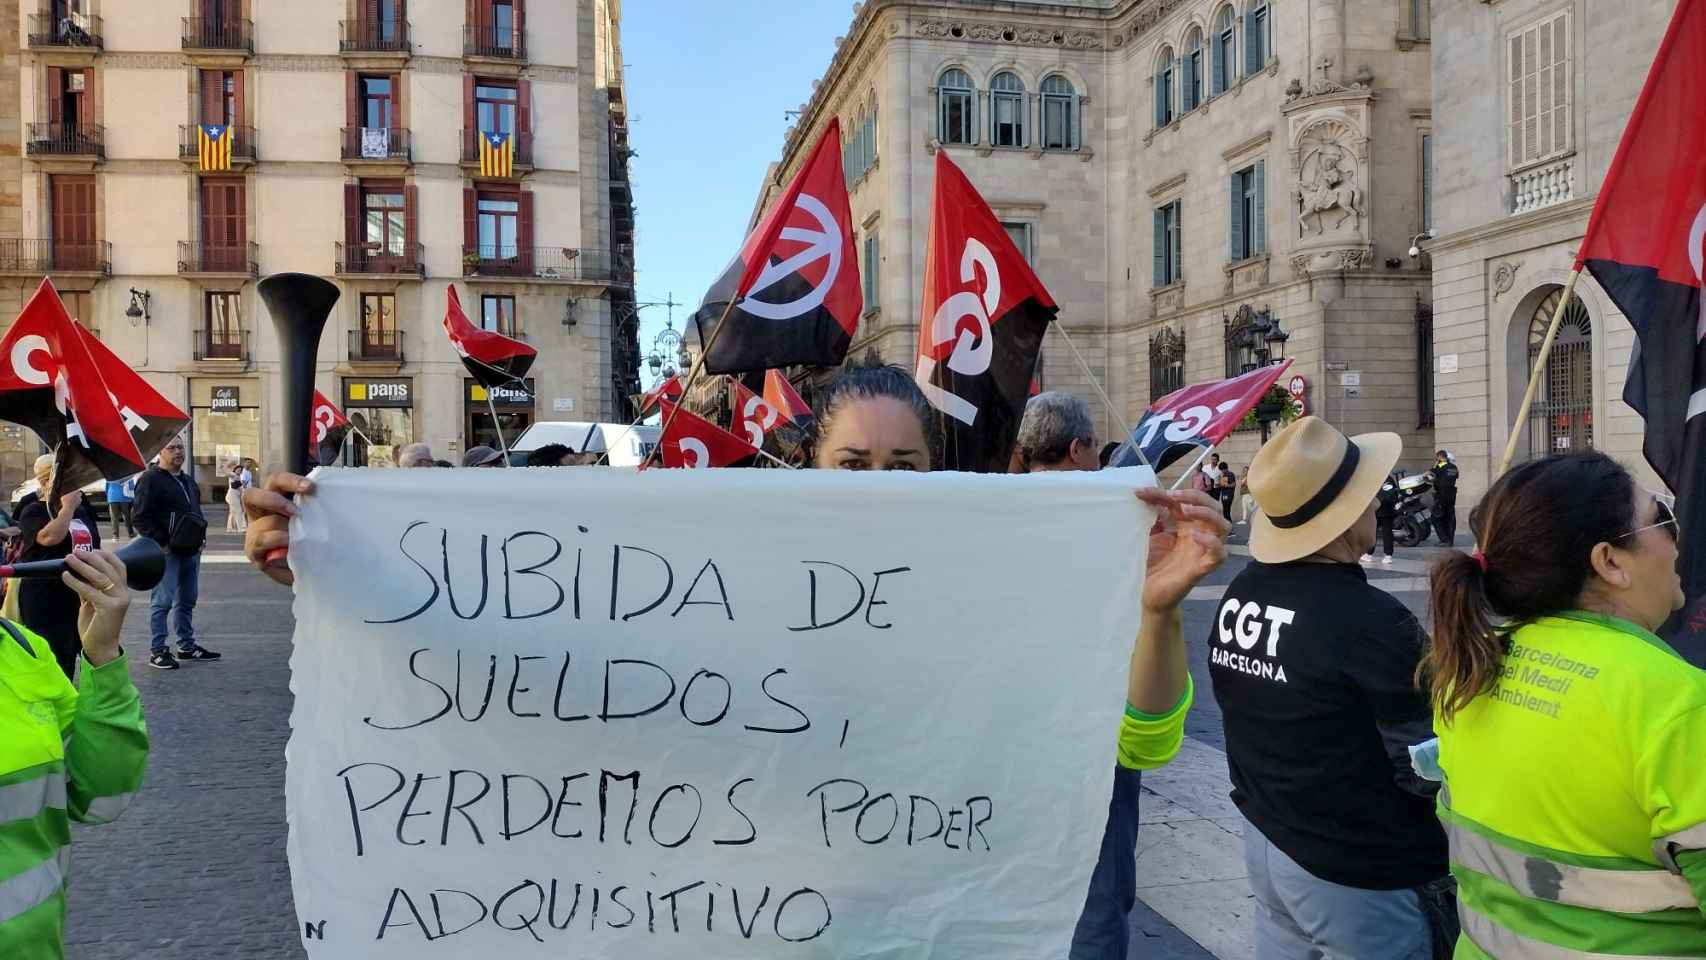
[0,279,149,506]
[691,118,860,374]
[310,390,351,461]
[1576,0,1706,653]
[74,323,190,476]
[443,285,536,389]
[657,399,759,469]
[1107,361,1294,471]
[915,151,1058,473]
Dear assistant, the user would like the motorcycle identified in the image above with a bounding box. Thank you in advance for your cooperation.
[1394,472,1434,548]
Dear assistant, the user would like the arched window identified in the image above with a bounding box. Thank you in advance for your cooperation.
[1526,288,1594,458]
[938,68,974,145]
[1040,75,1077,150]
[990,71,1025,148]
[1155,48,1175,127]
[1244,0,1269,75]
[1183,28,1204,112]
[1149,327,1186,402]
[1213,6,1236,94]
[863,102,876,171]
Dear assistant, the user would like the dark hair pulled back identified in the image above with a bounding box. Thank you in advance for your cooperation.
[811,356,940,469]
[1422,451,1636,722]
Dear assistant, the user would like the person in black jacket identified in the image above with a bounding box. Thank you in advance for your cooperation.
[132,437,219,670]
[1362,472,1401,566]
[1212,418,1450,959]
[15,454,102,678]
[1428,450,1459,545]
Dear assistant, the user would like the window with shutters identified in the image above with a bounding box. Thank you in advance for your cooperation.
[1230,162,1266,261]
[205,291,242,358]
[1244,0,1269,75]
[1153,201,1182,287]
[1507,10,1571,170]
[1212,6,1236,94]
[361,293,399,358]
[199,178,245,266]
[861,230,879,312]
[1154,49,1175,127]
[480,295,517,335]
[937,68,974,145]
[1407,0,1431,42]
[199,69,237,125]
[50,174,96,269]
[363,183,406,260]
[1183,29,1204,112]
[1040,75,1077,150]
[990,72,1025,148]
[1000,221,1033,263]
[1149,327,1186,402]
[1421,133,1433,231]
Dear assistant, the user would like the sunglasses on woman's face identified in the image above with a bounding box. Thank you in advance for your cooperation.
[1623,491,1678,542]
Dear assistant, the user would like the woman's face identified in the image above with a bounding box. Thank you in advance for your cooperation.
[814,396,931,472]
[1611,488,1684,630]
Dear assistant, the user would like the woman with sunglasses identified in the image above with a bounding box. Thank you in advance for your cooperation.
[1423,451,1706,957]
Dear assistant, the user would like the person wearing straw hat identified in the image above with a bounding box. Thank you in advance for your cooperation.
[1209,416,1452,959]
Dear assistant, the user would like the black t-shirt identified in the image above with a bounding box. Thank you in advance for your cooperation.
[1207,560,1446,890]
[16,494,103,628]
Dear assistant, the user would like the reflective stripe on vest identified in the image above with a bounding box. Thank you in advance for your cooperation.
[1447,819,1699,914]
[1461,902,1702,960]
[0,856,62,926]
[1655,821,1706,874]
[0,773,66,824]
[79,791,134,825]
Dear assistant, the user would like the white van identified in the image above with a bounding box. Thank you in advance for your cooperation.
[507,421,659,467]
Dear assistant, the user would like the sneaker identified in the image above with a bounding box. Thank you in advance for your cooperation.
[148,652,179,670]
[1359,554,1375,564]
[1382,556,1394,565]
[176,645,222,662]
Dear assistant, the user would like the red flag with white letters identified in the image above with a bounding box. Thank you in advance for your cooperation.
[915,151,1057,472]
[658,400,759,469]
[309,390,351,460]
[728,376,786,449]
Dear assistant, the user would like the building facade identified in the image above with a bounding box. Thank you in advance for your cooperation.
[1430,0,1671,510]
[5,0,637,495]
[754,0,1438,476]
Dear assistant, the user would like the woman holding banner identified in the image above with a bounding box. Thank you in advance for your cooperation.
[242,361,1231,957]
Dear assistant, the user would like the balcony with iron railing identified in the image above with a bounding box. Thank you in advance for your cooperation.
[348,328,406,365]
[463,24,525,60]
[339,17,410,54]
[25,123,104,160]
[0,239,111,276]
[461,246,621,283]
[27,13,101,50]
[340,127,411,163]
[335,242,424,278]
[179,241,258,278]
[178,124,257,165]
[460,129,533,170]
[182,17,253,54]
[194,327,251,364]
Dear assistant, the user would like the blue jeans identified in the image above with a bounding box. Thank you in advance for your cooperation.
[1069,765,1143,959]
[1244,824,1433,960]
[150,552,201,655]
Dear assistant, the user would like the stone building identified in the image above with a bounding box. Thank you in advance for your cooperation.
[752,0,1438,475]
[1429,0,1671,510]
[3,0,637,496]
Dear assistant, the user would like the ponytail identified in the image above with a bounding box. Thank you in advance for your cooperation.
[1420,552,1504,722]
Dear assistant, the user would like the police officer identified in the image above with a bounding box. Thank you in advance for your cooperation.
[0,549,146,959]
[1428,449,1459,545]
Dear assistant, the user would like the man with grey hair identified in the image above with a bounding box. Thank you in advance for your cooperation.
[1013,391,1098,472]
[395,442,435,468]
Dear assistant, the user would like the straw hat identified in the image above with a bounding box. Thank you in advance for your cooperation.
[1247,416,1402,563]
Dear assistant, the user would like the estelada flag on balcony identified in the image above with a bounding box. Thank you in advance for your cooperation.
[691,117,860,374]
[1105,360,1294,472]
[0,279,151,509]
[914,150,1057,473]
[309,390,351,460]
[1574,0,1706,649]
[479,131,514,178]
[442,285,536,389]
[657,399,758,469]
[198,123,232,172]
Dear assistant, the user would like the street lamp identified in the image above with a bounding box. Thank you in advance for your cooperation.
[646,317,686,389]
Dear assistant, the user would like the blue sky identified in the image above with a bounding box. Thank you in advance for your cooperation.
[623,1,853,386]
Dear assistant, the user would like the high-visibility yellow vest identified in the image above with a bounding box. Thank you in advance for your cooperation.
[0,620,148,960]
[1437,612,1706,959]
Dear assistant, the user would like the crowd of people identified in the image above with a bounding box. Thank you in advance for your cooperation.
[1,358,1702,959]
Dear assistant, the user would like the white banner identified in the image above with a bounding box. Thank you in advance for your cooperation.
[361,126,390,159]
[285,467,1152,958]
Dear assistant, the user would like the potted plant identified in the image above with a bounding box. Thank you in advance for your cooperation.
[1241,384,1301,432]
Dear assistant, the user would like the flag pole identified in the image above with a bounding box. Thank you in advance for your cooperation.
[755,448,797,470]
[1049,323,1154,472]
[1496,266,1584,475]
[486,392,513,466]
[1169,444,1217,492]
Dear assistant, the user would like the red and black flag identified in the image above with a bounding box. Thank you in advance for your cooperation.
[1576,0,1706,654]
[0,279,150,505]
[309,389,351,462]
[656,399,759,469]
[914,151,1058,473]
[764,369,814,429]
[75,323,190,475]
[443,285,536,388]
[692,119,860,374]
